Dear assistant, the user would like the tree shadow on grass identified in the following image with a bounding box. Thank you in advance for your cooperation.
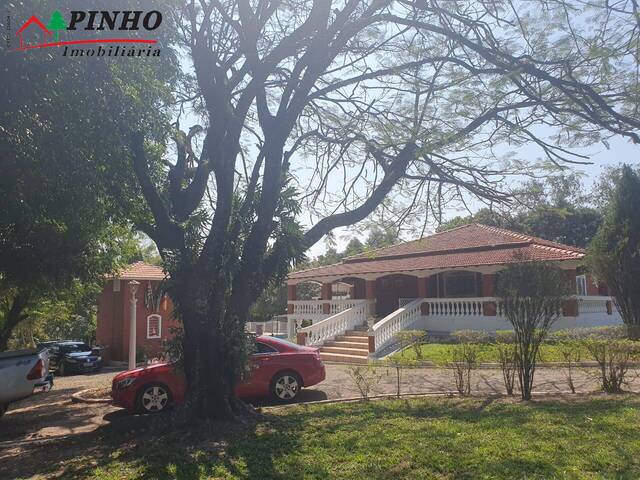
[2,394,638,480]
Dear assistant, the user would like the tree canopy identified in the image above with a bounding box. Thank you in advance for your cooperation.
[127,0,640,419]
[0,0,178,349]
[437,172,602,247]
[588,165,640,338]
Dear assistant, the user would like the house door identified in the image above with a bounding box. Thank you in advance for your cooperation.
[375,275,418,318]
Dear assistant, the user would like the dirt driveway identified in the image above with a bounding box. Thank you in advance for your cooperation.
[1,364,638,479]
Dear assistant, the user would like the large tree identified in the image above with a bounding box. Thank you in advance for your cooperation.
[588,165,640,338]
[0,1,177,350]
[130,0,640,419]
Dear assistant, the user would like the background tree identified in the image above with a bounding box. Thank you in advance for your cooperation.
[497,260,571,400]
[0,0,177,350]
[129,0,639,419]
[588,165,640,339]
[437,173,602,248]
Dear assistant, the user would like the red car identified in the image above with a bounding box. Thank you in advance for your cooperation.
[111,336,326,413]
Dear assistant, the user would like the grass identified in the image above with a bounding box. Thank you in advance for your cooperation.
[392,342,593,364]
[49,395,640,480]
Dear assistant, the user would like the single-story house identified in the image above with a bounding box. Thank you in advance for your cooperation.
[286,224,621,363]
[96,262,177,363]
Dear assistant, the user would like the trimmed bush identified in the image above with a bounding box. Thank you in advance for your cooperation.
[585,338,640,393]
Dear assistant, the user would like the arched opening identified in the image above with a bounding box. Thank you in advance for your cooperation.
[375,274,418,317]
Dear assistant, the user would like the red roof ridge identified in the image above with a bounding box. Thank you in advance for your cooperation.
[16,15,52,35]
[473,223,586,254]
[530,243,584,258]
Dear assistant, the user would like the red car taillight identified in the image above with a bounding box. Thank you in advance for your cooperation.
[26,359,44,380]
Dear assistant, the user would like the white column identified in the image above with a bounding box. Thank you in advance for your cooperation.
[128,280,140,370]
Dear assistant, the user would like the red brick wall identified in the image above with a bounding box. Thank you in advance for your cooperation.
[586,274,600,296]
[97,279,179,363]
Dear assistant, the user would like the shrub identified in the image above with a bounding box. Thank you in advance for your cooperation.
[497,260,571,400]
[385,355,416,398]
[548,326,627,342]
[448,342,479,396]
[556,339,583,393]
[495,330,517,395]
[451,330,492,345]
[585,338,640,393]
[345,364,382,400]
[396,330,427,359]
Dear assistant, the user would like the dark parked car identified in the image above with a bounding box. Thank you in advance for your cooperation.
[45,341,103,376]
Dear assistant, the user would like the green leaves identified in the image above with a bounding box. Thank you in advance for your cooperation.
[588,165,640,336]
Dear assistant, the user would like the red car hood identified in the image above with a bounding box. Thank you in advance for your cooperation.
[113,362,173,381]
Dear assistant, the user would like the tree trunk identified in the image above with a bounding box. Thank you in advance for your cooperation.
[170,266,252,421]
[0,292,30,352]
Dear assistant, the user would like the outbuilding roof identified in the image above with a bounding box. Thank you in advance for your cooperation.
[115,261,166,281]
[288,224,584,281]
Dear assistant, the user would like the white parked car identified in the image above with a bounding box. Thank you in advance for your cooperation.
[0,348,53,417]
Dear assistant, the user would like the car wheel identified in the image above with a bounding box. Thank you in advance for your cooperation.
[136,383,172,414]
[58,362,66,377]
[270,371,302,403]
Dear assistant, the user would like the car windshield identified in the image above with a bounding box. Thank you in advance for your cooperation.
[61,343,91,353]
[262,336,307,350]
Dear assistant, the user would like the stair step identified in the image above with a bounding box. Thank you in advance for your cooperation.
[320,346,369,355]
[344,330,369,337]
[320,352,368,364]
[324,340,369,349]
[351,324,369,331]
[335,335,370,343]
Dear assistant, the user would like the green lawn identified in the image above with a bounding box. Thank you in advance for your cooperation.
[393,342,593,364]
[62,395,640,479]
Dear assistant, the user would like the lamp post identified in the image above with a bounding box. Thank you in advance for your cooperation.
[128,280,140,370]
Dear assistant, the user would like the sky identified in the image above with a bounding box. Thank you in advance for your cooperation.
[172,31,640,262]
[304,135,639,258]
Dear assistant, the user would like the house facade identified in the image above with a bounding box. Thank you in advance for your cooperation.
[286,224,621,363]
[96,262,178,364]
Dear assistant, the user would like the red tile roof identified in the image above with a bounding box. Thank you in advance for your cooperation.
[288,224,584,281]
[115,261,166,281]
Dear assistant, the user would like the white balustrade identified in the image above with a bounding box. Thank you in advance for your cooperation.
[298,301,368,346]
[372,298,423,352]
[288,298,375,322]
[577,296,610,314]
[423,298,486,316]
[290,300,324,316]
[246,317,289,336]
[329,298,365,314]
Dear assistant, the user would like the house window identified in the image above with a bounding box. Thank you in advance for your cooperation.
[147,314,162,339]
[443,271,478,298]
[576,275,587,296]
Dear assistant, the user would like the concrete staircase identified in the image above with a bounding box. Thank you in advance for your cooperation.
[318,324,369,364]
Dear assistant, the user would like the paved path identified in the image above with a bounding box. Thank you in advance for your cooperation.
[3,364,637,441]
[1,363,639,479]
